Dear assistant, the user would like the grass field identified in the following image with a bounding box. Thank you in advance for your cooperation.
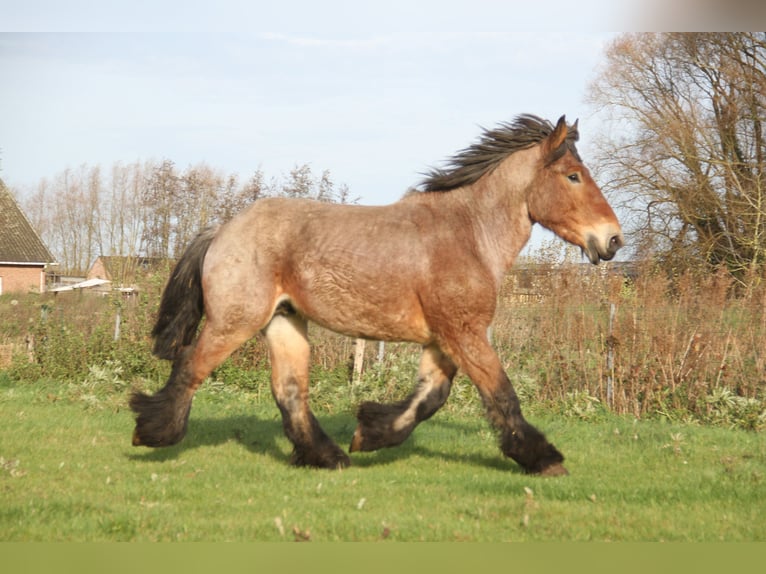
[1,378,764,542]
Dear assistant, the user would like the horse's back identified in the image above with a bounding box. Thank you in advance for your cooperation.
[203,197,435,342]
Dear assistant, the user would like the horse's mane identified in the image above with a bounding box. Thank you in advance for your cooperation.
[419,114,580,193]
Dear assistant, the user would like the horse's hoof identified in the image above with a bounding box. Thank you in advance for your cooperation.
[538,462,569,477]
[290,446,351,469]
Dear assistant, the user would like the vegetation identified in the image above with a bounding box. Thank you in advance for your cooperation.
[1,377,763,541]
[3,31,766,542]
[589,33,766,284]
[3,235,765,430]
[18,161,352,275]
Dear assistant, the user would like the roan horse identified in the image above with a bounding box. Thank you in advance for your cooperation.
[130,114,623,476]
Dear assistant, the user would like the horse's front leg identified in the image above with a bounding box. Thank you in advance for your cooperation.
[265,312,350,469]
[350,343,456,452]
[444,331,568,476]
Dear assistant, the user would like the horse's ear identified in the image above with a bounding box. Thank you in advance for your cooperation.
[543,115,568,163]
[550,115,568,148]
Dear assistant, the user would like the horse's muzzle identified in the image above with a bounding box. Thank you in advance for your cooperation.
[585,231,623,264]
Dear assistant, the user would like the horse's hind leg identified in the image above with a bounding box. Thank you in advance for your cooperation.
[131,323,258,447]
[350,343,457,452]
[265,311,350,469]
[130,345,198,447]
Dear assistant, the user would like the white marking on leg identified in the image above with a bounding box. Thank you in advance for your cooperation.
[392,382,432,432]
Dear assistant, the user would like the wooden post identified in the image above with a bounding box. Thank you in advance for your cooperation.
[114,307,122,341]
[353,338,366,381]
[606,303,616,409]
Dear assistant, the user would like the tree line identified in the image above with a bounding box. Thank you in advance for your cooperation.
[22,161,352,275]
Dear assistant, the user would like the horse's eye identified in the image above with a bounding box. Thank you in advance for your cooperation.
[567,173,581,183]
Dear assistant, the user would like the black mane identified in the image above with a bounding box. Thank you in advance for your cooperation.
[419,114,580,192]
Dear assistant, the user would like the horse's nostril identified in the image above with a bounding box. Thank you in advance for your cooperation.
[609,235,623,251]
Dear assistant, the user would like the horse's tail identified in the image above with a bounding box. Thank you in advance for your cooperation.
[151,225,220,360]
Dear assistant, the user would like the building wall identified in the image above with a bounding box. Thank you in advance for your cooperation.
[0,265,46,294]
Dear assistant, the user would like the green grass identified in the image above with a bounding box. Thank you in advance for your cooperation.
[1,379,764,541]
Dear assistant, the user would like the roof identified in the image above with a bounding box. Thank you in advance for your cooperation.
[0,179,56,264]
[91,255,167,275]
[88,255,170,284]
[49,278,111,292]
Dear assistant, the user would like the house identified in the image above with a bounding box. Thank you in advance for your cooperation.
[87,255,170,291]
[0,178,56,294]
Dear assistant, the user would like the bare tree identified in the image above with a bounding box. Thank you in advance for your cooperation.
[173,163,222,257]
[85,165,103,267]
[23,178,51,243]
[278,164,355,204]
[589,33,766,283]
[213,169,274,223]
[40,165,102,274]
[142,159,179,260]
[22,159,353,272]
[212,164,355,223]
[104,161,150,258]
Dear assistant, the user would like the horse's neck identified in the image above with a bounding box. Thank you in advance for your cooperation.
[465,176,533,284]
[421,171,531,286]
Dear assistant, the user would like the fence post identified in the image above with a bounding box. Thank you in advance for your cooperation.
[114,307,122,341]
[606,302,616,409]
[377,340,385,363]
[353,338,366,381]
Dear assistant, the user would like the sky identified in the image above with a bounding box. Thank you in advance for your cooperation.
[0,29,616,206]
[2,0,745,254]
[0,1,636,201]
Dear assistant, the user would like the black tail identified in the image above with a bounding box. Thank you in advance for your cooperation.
[151,226,219,360]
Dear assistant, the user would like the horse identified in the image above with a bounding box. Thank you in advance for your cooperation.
[130,114,623,476]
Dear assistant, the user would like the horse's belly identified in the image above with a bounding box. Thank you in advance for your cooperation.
[297,289,431,344]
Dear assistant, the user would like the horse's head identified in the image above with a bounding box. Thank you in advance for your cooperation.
[527,116,623,264]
